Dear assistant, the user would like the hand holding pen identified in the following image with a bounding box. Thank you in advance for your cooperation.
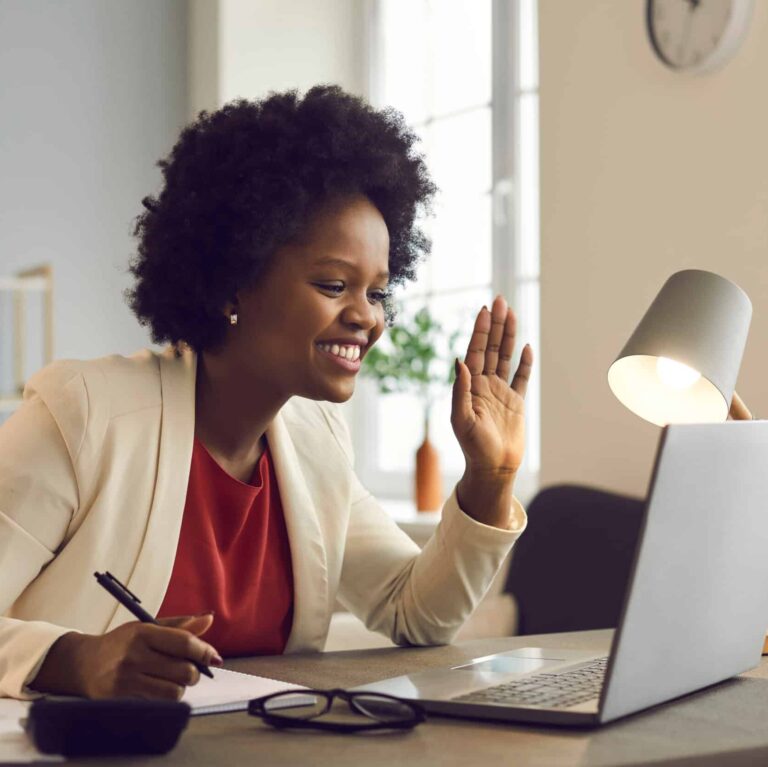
[28,573,224,700]
[94,572,218,680]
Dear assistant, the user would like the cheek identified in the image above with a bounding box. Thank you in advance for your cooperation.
[368,310,387,347]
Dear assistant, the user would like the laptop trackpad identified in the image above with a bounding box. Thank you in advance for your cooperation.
[453,656,551,674]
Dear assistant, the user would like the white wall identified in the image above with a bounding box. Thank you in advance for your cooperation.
[189,0,366,114]
[0,0,188,367]
[539,0,768,496]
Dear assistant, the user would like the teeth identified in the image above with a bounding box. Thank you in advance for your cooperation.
[318,343,361,362]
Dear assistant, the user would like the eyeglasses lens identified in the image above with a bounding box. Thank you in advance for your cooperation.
[263,693,326,720]
[350,694,416,723]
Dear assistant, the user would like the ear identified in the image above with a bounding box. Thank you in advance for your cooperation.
[222,296,239,320]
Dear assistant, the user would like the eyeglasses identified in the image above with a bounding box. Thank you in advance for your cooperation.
[248,688,427,733]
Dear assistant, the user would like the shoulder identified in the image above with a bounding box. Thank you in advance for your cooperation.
[24,348,167,422]
[280,397,355,465]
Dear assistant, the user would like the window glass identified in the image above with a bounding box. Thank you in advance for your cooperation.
[423,107,491,196]
[364,0,539,497]
[431,0,492,117]
[430,193,492,292]
[378,0,429,124]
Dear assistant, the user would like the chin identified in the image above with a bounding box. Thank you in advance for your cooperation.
[323,385,355,404]
[302,380,356,404]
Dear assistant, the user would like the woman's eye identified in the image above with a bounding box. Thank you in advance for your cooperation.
[315,283,344,294]
[314,283,389,304]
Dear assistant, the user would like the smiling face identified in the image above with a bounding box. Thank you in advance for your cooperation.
[224,195,390,403]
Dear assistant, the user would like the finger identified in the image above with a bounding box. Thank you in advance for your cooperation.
[157,613,214,636]
[483,295,508,376]
[134,647,201,688]
[510,344,533,399]
[131,675,186,702]
[99,669,185,702]
[451,358,474,430]
[142,624,221,667]
[464,306,491,376]
[495,307,518,383]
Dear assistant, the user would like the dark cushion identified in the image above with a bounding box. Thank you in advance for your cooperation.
[504,484,644,635]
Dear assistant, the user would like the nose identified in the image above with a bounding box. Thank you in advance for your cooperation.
[341,292,379,331]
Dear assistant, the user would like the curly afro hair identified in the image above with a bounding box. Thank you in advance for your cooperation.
[127,85,437,352]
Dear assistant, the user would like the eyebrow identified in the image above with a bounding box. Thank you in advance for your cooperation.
[312,257,389,281]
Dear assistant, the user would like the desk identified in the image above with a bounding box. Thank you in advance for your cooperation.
[69,630,768,767]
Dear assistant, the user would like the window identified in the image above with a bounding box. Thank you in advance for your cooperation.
[349,0,539,501]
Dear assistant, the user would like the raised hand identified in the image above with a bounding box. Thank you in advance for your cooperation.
[451,295,533,527]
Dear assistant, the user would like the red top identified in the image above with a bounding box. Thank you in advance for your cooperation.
[156,438,294,656]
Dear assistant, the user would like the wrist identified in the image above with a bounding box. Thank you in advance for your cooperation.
[456,468,517,528]
[30,632,93,696]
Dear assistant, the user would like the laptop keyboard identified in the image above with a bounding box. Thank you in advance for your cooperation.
[453,656,609,709]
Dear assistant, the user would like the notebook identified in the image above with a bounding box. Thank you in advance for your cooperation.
[182,668,304,715]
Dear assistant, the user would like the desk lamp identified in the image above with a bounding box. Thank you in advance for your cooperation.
[608,269,751,427]
[608,268,764,651]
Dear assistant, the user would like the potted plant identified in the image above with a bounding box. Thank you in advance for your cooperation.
[362,306,460,511]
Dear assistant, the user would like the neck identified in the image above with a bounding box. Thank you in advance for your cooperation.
[194,350,289,462]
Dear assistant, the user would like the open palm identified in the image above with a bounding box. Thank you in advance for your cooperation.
[451,295,533,478]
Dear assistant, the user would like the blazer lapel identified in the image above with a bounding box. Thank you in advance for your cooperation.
[268,408,329,652]
[106,347,197,630]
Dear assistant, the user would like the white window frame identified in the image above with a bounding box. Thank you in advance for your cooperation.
[346,0,540,505]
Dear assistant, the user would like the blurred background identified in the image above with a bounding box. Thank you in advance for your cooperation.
[1,0,767,512]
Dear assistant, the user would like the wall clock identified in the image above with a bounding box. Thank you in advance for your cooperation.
[647,0,754,74]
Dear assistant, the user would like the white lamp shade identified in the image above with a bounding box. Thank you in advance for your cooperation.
[608,270,751,426]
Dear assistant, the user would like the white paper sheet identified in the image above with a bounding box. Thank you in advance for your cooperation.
[182,667,305,715]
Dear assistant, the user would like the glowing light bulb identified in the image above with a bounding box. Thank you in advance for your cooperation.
[656,357,701,390]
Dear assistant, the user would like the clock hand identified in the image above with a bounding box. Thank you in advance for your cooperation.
[678,0,698,65]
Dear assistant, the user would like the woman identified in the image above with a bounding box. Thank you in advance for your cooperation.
[0,86,532,701]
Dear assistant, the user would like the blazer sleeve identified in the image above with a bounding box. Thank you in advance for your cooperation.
[321,404,527,646]
[0,363,85,698]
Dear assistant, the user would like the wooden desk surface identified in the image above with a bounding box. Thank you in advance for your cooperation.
[70,630,768,767]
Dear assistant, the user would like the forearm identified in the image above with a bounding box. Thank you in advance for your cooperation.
[456,469,520,529]
[338,488,525,647]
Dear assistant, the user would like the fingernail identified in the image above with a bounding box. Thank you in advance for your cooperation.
[196,611,215,617]
[211,654,224,667]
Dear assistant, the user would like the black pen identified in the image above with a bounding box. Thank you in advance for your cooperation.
[94,571,214,679]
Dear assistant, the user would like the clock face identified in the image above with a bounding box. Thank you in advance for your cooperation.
[647,0,753,73]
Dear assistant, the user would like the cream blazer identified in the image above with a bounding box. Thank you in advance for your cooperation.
[0,347,526,699]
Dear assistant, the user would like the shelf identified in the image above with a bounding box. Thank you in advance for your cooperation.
[0,276,50,291]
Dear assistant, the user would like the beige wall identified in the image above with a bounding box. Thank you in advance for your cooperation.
[188,0,366,115]
[539,0,768,496]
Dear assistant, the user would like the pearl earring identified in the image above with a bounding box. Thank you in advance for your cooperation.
[230,312,238,326]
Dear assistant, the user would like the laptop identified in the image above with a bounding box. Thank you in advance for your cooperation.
[353,421,768,726]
